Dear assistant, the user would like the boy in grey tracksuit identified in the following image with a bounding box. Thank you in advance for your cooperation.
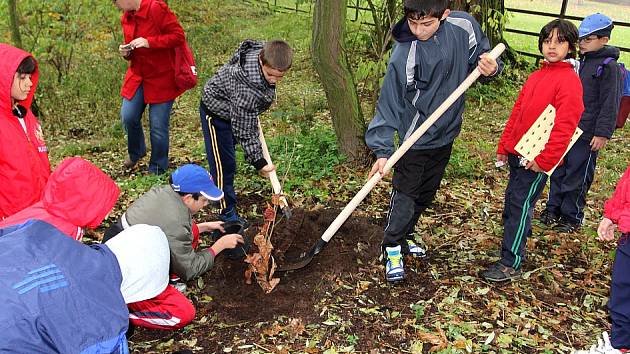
[104,164,244,282]
[365,0,503,282]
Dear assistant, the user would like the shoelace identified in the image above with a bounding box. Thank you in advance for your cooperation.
[388,253,402,268]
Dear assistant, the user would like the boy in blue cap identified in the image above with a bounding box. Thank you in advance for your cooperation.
[539,13,622,233]
[104,164,244,286]
[365,0,502,282]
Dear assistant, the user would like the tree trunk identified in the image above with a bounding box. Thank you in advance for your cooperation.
[312,0,368,164]
[8,0,23,48]
[450,0,519,61]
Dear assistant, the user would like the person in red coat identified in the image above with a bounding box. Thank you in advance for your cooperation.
[480,19,584,282]
[0,157,120,241]
[0,44,50,220]
[573,165,630,353]
[114,0,187,174]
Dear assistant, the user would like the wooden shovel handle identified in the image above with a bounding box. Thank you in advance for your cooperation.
[320,43,506,243]
[258,121,289,209]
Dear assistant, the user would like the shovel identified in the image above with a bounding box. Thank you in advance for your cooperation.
[278,43,506,272]
[258,121,292,219]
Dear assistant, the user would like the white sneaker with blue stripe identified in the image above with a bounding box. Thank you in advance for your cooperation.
[406,239,427,258]
[384,246,405,282]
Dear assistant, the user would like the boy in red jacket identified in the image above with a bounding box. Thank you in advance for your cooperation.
[0,44,50,219]
[480,19,584,282]
[573,165,630,353]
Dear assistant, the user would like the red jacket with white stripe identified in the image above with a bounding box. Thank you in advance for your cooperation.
[605,165,630,234]
[0,44,50,219]
[0,157,120,240]
[497,61,584,172]
[120,0,185,103]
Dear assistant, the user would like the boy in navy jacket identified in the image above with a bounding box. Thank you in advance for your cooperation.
[539,13,621,233]
[365,0,502,282]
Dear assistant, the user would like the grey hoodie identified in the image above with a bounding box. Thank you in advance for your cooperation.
[365,11,503,158]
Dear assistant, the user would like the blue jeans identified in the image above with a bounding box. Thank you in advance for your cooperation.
[121,85,173,174]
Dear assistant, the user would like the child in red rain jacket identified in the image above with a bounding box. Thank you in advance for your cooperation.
[573,165,630,353]
[480,19,584,282]
[0,44,50,219]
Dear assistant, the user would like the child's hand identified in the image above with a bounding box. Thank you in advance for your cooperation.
[368,158,388,179]
[597,217,616,242]
[129,37,149,49]
[118,45,132,58]
[590,136,608,151]
[198,221,224,233]
[525,159,544,173]
[211,233,244,255]
[478,53,498,77]
[258,163,276,178]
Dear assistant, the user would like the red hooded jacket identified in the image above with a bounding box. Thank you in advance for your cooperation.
[120,0,186,103]
[497,61,584,172]
[604,165,630,234]
[0,44,50,219]
[0,157,120,240]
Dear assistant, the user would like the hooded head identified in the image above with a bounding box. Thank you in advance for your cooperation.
[105,224,170,303]
[43,157,120,229]
[0,44,39,114]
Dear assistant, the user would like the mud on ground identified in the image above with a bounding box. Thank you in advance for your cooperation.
[129,207,437,352]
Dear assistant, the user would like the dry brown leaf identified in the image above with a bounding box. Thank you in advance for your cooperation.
[287,318,306,338]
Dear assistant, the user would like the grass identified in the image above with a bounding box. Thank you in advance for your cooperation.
[505,0,630,63]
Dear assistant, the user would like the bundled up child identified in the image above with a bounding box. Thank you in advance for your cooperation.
[573,165,630,353]
[480,19,584,282]
[540,13,622,233]
[365,0,502,283]
[199,39,292,225]
[0,156,170,353]
[0,44,50,219]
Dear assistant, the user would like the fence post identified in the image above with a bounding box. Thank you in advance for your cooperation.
[560,0,568,18]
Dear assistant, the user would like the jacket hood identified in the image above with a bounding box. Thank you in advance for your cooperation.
[43,157,120,229]
[0,43,39,114]
[105,224,170,303]
[392,17,418,42]
[232,39,271,90]
[582,45,620,61]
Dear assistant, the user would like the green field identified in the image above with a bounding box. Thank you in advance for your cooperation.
[505,0,630,63]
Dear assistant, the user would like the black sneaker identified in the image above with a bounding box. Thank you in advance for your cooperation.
[538,209,559,226]
[553,218,581,233]
[480,262,522,282]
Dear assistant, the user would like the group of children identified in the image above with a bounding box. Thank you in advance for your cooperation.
[0,2,293,351]
[0,0,628,352]
[367,0,628,352]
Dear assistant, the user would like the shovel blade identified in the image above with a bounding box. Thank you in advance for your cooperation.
[276,238,327,272]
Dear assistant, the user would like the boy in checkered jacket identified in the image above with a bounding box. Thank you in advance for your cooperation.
[199,39,292,224]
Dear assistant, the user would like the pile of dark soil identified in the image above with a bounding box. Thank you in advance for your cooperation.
[202,207,383,323]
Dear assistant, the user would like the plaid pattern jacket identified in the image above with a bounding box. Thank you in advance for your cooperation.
[201,40,275,168]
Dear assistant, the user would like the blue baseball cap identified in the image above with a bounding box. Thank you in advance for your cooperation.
[579,13,614,39]
[170,164,224,201]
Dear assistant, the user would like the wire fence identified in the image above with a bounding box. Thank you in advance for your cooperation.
[247,0,629,60]
[245,0,379,25]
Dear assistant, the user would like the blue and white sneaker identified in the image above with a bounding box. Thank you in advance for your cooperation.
[405,239,427,258]
[384,246,405,282]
